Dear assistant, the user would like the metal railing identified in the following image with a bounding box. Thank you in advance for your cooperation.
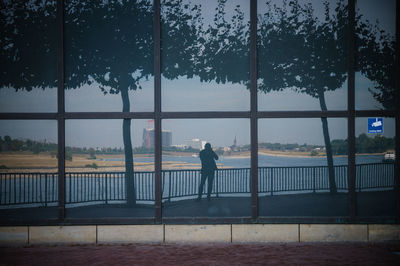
[0,172,58,206]
[258,165,349,195]
[162,168,251,202]
[66,171,155,205]
[0,163,395,207]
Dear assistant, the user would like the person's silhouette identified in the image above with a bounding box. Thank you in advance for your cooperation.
[197,143,219,201]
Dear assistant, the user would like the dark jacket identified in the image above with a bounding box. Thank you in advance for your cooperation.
[199,149,219,170]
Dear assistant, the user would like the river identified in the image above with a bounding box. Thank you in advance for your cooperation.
[106,154,385,168]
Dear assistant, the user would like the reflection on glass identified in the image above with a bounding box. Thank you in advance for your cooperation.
[65,120,154,218]
[257,0,348,111]
[64,0,154,112]
[0,1,57,112]
[161,0,250,111]
[161,119,251,217]
[0,120,58,220]
[355,117,396,217]
[258,118,348,217]
[356,0,396,110]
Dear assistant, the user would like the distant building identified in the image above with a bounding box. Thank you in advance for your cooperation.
[230,136,238,151]
[142,128,172,148]
[185,138,206,150]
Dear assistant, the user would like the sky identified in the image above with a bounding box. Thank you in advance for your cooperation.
[0,0,396,148]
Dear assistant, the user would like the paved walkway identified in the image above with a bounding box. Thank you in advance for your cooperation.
[1,243,400,265]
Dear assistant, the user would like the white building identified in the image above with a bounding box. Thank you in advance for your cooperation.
[185,138,207,150]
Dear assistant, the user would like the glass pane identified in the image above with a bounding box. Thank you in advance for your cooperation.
[64,0,154,112]
[356,0,396,110]
[355,117,396,217]
[0,120,58,221]
[65,119,154,219]
[161,0,250,111]
[0,1,57,112]
[258,118,348,217]
[162,119,251,217]
[257,0,348,111]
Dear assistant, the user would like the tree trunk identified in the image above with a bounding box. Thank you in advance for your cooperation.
[121,87,136,206]
[318,91,337,194]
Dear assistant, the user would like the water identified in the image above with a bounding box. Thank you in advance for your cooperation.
[105,154,385,168]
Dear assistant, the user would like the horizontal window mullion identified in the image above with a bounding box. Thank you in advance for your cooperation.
[0,113,58,119]
[161,112,251,119]
[355,110,398,117]
[2,110,395,120]
[64,112,154,119]
[257,111,348,118]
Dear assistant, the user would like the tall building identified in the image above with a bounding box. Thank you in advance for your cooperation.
[142,128,172,148]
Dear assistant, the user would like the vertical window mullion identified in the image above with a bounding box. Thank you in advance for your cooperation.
[347,0,356,219]
[57,0,66,221]
[250,0,258,220]
[395,0,400,222]
[154,0,162,222]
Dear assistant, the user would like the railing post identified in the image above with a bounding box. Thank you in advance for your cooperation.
[270,168,273,196]
[313,167,316,193]
[45,173,48,207]
[68,173,71,204]
[216,170,219,198]
[358,165,362,192]
[168,171,171,202]
[105,173,108,204]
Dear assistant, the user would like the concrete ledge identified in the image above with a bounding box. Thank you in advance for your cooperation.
[98,225,163,243]
[29,226,96,244]
[369,225,400,242]
[0,227,28,246]
[165,225,231,243]
[300,224,367,242]
[232,224,298,242]
[3,224,400,245]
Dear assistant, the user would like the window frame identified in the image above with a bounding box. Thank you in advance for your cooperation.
[0,0,399,225]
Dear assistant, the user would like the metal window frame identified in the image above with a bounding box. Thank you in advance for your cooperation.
[0,0,398,225]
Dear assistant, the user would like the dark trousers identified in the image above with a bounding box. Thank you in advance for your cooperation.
[198,169,215,198]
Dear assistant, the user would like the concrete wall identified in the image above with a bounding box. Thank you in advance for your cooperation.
[1,224,400,246]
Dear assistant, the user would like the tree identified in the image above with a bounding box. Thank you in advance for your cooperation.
[1,0,202,206]
[256,0,350,194]
[197,0,249,85]
[88,148,96,160]
[356,14,396,109]
[0,0,57,90]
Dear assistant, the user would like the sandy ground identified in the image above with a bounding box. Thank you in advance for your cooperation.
[0,152,227,172]
[1,243,400,265]
[0,149,384,173]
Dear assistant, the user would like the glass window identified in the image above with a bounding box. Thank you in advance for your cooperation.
[356,0,396,110]
[258,118,348,217]
[162,119,251,217]
[0,1,57,112]
[161,0,250,111]
[355,117,396,217]
[65,119,154,219]
[64,0,154,112]
[257,0,348,111]
[0,120,58,220]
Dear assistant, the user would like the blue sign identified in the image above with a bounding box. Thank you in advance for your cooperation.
[368,118,383,133]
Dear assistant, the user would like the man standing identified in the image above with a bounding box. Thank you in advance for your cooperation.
[197,143,219,201]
